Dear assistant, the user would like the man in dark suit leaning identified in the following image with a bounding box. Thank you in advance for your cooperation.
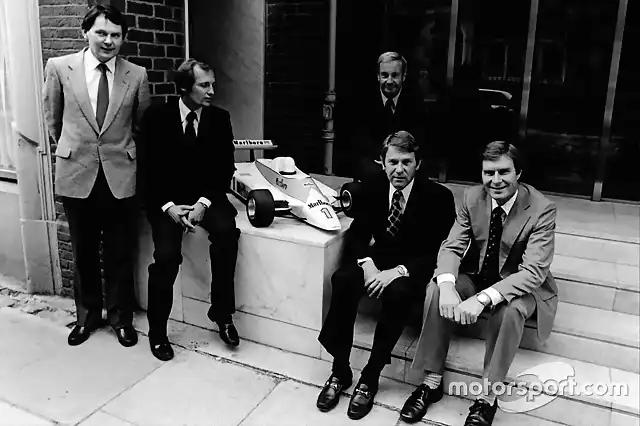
[400,141,558,426]
[140,59,240,361]
[43,5,150,347]
[316,131,455,420]
[350,52,426,182]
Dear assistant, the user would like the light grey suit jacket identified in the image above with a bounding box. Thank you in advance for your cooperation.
[43,48,150,199]
[435,183,558,342]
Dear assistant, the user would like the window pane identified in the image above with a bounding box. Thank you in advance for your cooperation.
[604,0,639,201]
[523,0,618,197]
[445,0,528,183]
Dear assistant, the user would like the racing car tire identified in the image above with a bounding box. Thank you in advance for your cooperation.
[246,189,275,227]
[340,181,364,218]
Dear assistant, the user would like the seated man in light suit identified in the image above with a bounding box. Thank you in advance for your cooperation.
[400,141,558,426]
[316,131,455,420]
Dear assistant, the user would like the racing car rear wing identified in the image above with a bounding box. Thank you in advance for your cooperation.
[233,139,278,161]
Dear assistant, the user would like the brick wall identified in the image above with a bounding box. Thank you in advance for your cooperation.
[264,0,329,173]
[38,0,185,296]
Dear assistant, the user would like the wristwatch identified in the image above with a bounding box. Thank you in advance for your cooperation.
[476,292,492,307]
[396,265,408,277]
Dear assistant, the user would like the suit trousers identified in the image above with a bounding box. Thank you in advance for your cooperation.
[411,274,536,383]
[318,263,423,384]
[146,201,239,342]
[62,166,138,328]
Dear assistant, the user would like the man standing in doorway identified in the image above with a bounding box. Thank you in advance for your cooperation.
[43,5,150,347]
[350,52,426,182]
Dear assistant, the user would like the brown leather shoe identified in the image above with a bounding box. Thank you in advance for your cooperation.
[347,382,377,420]
[316,374,352,412]
[112,325,138,347]
[68,323,100,346]
[400,382,444,423]
[150,339,174,361]
[463,399,498,426]
[218,322,240,347]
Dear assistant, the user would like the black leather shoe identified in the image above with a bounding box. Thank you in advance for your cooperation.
[400,382,444,423]
[112,325,138,347]
[218,322,240,347]
[463,399,498,426]
[68,323,101,346]
[150,339,174,361]
[316,374,353,412]
[347,382,377,420]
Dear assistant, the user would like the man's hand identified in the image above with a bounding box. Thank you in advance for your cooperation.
[453,297,485,325]
[166,204,195,232]
[187,202,207,227]
[438,281,462,321]
[365,268,399,299]
[361,260,380,284]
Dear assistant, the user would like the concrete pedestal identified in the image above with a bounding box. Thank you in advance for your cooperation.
[134,194,352,357]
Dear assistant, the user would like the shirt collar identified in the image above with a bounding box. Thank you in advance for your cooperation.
[491,189,519,216]
[84,48,116,75]
[178,97,202,123]
[380,88,402,109]
[389,177,415,207]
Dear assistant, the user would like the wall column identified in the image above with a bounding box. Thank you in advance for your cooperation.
[4,0,60,294]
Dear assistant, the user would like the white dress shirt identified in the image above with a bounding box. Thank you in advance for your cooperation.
[437,190,519,306]
[84,49,115,116]
[160,98,211,213]
[357,179,415,275]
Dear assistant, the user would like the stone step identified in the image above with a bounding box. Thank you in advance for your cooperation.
[147,313,569,426]
[360,297,640,373]
[345,314,640,426]
[555,233,639,267]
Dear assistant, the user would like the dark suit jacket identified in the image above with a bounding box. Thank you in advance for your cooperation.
[350,90,427,181]
[343,173,456,283]
[139,99,236,213]
[435,183,558,341]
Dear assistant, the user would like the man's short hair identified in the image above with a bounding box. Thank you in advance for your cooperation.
[82,5,128,37]
[381,131,420,161]
[482,141,523,174]
[377,52,407,76]
[174,59,214,95]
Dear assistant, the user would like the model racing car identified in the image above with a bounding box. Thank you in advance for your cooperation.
[230,157,361,231]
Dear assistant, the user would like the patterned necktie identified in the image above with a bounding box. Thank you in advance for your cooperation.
[185,111,197,143]
[96,63,109,129]
[479,206,505,287]
[386,190,403,237]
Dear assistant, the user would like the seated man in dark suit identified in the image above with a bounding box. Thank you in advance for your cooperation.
[316,131,456,420]
[400,141,558,426]
[140,59,241,361]
[350,52,427,182]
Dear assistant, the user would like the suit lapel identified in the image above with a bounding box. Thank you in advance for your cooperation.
[100,56,131,135]
[499,185,532,272]
[65,49,100,135]
[473,190,491,271]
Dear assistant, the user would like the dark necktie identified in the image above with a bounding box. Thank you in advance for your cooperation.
[479,206,505,287]
[384,98,395,128]
[386,190,403,237]
[96,63,109,129]
[185,111,197,143]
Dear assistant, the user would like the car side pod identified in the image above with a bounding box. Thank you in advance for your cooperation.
[247,189,275,227]
[340,181,364,218]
